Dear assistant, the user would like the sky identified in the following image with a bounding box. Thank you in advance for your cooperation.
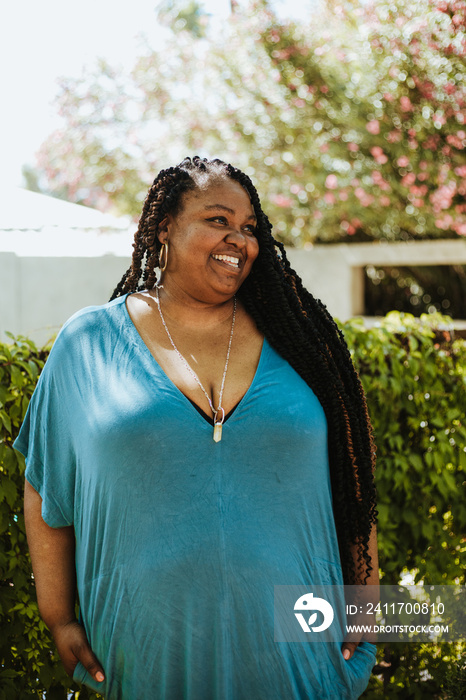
[1,0,314,188]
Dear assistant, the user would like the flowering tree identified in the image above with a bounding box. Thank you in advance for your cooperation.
[35,0,465,244]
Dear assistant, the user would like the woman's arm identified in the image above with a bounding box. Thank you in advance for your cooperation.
[24,479,105,682]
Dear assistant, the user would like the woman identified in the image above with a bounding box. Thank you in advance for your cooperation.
[16,156,378,699]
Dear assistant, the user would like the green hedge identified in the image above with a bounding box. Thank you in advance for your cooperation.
[1,313,465,698]
[0,335,98,699]
[340,313,466,698]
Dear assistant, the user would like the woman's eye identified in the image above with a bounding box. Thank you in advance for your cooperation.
[207,217,256,234]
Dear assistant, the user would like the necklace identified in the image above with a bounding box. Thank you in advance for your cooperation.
[155,285,237,443]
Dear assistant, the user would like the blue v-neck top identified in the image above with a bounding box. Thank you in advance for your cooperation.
[15,295,376,699]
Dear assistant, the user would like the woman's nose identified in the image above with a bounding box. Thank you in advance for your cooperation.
[225,227,247,245]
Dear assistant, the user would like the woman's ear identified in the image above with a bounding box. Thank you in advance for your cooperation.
[157,216,170,245]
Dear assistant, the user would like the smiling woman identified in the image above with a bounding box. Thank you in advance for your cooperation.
[16,156,379,699]
[154,179,260,302]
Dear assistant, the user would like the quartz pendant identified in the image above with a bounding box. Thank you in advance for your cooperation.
[213,422,223,443]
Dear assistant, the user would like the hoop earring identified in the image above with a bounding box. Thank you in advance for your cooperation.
[159,242,168,272]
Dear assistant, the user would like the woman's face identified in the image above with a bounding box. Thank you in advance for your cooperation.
[158,178,260,303]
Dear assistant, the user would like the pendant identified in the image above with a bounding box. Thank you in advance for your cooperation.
[213,422,223,443]
[213,407,225,443]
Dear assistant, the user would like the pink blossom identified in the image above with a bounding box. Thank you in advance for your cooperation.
[383,93,394,102]
[371,171,391,191]
[425,135,440,150]
[273,194,293,208]
[339,190,349,201]
[453,221,466,236]
[354,187,375,206]
[324,192,336,204]
[313,210,323,220]
[397,156,410,167]
[417,173,428,181]
[420,161,428,170]
[380,196,391,206]
[435,214,453,230]
[430,183,456,212]
[411,185,428,196]
[347,142,359,152]
[341,219,356,234]
[446,134,464,149]
[401,173,416,186]
[320,85,329,93]
[408,140,418,150]
[400,96,413,112]
[370,146,388,164]
[454,165,466,177]
[413,198,424,207]
[366,120,380,135]
[290,184,301,194]
[320,143,329,153]
[325,174,338,189]
[458,131,466,139]
[433,113,446,126]
[387,130,403,143]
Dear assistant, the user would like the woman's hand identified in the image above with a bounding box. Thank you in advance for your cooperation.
[341,640,359,661]
[24,482,105,682]
[341,605,377,660]
[51,619,105,682]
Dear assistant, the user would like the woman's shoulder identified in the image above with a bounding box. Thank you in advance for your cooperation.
[61,295,126,333]
[51,295,128,357]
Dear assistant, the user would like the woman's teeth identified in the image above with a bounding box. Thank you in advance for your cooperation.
[212,254,240,268]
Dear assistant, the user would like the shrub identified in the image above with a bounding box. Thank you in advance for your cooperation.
[0,335,100,699]
[341,312,466,698]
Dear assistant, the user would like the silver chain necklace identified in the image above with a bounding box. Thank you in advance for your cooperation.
[155,285,237,443]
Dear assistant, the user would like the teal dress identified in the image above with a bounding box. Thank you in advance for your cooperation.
[14,295,376,699]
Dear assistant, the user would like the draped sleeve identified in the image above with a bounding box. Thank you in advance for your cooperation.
[14,310,95,528]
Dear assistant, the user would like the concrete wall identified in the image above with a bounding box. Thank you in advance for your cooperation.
[2,239,466,344]
[0,253,130,345]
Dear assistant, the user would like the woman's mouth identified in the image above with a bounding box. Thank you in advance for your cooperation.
[212,254,240,269]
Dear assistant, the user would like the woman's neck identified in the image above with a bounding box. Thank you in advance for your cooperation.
[152,281,236,330]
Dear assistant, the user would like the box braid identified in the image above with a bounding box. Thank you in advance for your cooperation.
[110,156,377,585]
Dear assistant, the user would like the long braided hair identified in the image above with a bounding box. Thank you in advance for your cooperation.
[111,156,377,585]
